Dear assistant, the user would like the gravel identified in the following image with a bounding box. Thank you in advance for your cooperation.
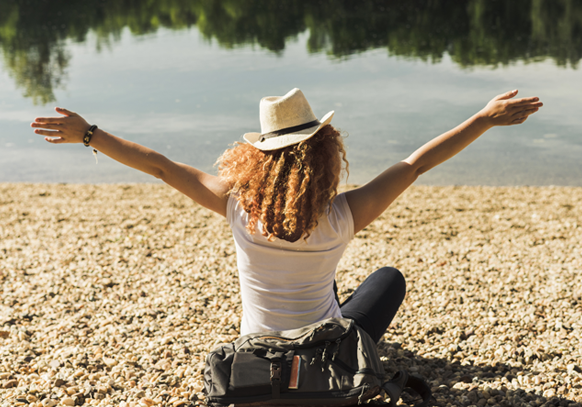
[1,183,581,407]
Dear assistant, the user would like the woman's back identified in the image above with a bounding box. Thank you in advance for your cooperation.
[227,193,354,334]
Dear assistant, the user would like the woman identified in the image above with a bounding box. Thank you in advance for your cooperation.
[31,88,542,342]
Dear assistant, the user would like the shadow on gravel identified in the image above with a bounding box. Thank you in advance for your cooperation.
[376,342,580,407]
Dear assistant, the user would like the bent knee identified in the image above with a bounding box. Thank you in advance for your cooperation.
[377,266,406,295]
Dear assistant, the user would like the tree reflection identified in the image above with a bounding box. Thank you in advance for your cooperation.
[1,0,581,104]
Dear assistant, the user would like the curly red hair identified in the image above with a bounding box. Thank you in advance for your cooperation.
[217,125,349,241]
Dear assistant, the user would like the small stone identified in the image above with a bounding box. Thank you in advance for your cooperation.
[53,378,65,387]
[459,375,472,383]
[73,394,85,406]
[0,331,9,339]
[3,379,18,388]
[27,395,38,402]
[42,400,57,407]
[18,331,30,341]
[543,389,556,398]
[139,397,155,406]
[467,391,479,402]
[101,278,115,287]
[61,398,75,406]
[49,361,61,370]
[102,357,117,367]
[135,390,146,398]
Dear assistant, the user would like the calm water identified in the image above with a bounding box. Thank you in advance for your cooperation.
[1,1,581,186]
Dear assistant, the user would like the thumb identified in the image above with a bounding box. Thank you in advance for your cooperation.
[55,107,77,117]
[495,89,518,101]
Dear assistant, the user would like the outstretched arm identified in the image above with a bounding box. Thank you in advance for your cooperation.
[31,107,230,216]
[345,90,543,233]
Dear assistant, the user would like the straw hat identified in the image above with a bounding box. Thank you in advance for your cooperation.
[244,88,334,151]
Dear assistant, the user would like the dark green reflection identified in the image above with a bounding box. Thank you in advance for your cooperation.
[1,0,581,104]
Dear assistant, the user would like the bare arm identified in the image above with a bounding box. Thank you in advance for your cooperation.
[345,90,543,233]
[31,107,230,216]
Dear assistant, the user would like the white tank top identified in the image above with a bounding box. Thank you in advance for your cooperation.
[227,193,354,335]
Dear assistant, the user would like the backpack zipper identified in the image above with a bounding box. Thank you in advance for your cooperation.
[234,320,355,352]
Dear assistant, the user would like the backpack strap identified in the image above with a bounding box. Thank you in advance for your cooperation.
[382,371,432,407]
[270,360,282,398]
[267,351,285,399]
[405,374,432,407]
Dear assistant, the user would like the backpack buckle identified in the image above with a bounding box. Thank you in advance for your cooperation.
[270,361,282,380]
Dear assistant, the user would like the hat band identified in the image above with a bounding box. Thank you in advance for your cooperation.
[259,119,321,143]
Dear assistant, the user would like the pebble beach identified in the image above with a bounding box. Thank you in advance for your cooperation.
[1,183,581,407]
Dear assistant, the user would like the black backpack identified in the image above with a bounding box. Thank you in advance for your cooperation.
[204,317,432,406]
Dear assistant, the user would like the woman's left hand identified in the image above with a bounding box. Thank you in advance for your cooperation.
[31,107,91,144]
[479,90,543,127]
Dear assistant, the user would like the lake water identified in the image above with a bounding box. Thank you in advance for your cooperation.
[1,1,581,186]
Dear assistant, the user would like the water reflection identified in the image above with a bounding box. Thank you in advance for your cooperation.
[1,0,581,105]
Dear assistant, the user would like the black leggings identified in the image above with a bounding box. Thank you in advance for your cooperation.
[335,267,406,343]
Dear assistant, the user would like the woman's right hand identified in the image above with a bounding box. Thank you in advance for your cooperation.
[479,90,543,127]
[31,107,92,144]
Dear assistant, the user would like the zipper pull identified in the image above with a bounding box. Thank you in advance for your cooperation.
[310,348,323,366]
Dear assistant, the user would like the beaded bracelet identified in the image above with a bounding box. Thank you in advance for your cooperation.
[83,125,98,147]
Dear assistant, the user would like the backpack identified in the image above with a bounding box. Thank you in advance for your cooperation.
[203,317,432,406]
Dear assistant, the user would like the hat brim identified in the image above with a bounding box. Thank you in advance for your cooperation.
[244,111,334,151]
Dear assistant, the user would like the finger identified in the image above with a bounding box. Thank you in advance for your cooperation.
[34,128,62,136]
[34,117,64,124]
[507,103,542,116]
[31,122,61,129]
[45,136,66,144]
[495,89,518,101]
[55,107,77,117]
[509,97,541,106]
[525,106,540,115]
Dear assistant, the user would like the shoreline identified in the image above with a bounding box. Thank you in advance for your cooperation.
[1,183,581,406]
